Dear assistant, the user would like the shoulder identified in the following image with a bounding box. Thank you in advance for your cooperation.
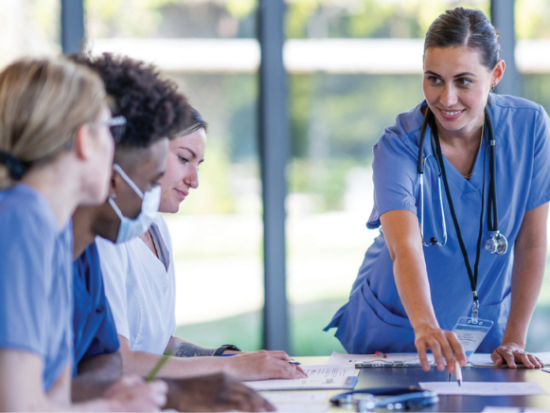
[490,94,545,125]
[490,93,543,113]
[0,184,57,238]
[375,101,425,156]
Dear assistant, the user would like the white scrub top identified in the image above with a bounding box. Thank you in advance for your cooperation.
[97,213,176,354]
[326,94,550,354]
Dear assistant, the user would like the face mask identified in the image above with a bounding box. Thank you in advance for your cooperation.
[108,164,161,244]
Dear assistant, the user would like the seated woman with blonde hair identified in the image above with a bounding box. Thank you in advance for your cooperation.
[0,57,166,411]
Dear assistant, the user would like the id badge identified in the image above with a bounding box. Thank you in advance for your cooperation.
[452,317,493,357]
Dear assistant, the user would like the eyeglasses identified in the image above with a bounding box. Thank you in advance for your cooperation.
[89,115,126,144]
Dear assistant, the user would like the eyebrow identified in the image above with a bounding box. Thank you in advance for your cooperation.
[180,147,197,159]
[425,70,477,78]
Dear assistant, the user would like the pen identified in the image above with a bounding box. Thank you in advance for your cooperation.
[220,353,301,365]
[455,360,462,387]
[145,350,173,382]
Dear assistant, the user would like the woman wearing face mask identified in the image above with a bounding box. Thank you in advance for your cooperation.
[325,7,550,373]
[97,107,307,381]
[0,58,167,411]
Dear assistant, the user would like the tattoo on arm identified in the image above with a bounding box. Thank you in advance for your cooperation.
[173,343,216,357]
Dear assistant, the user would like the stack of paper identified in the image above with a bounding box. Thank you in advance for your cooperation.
[469,352,550,367]
[327,351,434,367]
[243,364,359,391]
[327,351,550,368]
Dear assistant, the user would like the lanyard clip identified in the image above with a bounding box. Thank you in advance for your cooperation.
[472,291,479,323]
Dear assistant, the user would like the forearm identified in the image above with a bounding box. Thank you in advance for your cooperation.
[72,352,122,402]
[121,348,228,378]
[393,244,438,330]
[166,336,216,357]
[502,245,546,346]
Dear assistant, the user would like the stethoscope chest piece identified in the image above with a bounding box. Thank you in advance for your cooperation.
[484,231,508,255]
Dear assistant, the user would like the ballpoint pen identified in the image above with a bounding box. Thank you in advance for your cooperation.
[455,360,463,387]
[145,350,173,382]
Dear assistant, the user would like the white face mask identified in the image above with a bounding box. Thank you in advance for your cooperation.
[108,164,161,244]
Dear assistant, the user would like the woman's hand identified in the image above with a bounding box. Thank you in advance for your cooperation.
[224,350,308,381]
[103,375,168,412]
[491,342,543,369]
[415,324,468,372]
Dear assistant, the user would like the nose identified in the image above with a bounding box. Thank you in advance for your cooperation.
[439,84,458,107]
[184,166,199,189]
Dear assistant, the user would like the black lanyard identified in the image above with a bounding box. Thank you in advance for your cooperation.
[427,110,487,306]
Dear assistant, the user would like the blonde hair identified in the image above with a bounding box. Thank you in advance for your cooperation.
[0,57,107,189]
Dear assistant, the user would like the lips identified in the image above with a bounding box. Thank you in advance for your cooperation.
[437,107,465,120]
[174,188,188,200]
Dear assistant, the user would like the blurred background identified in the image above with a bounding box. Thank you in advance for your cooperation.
[2,0,550,355]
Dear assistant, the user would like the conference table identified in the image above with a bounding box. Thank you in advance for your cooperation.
[288,356,550,412]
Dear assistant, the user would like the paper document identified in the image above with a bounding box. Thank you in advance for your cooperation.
[327,351,434,367]
[420,382,547,396]
[243,364,358,391]
[469,352,550,367]
[262,391,329,413]
[482,408,550,413]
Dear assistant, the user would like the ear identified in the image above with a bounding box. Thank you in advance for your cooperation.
[73,124,92,161]
[491,59,506,89]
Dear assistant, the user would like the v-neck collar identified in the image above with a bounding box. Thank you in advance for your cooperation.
[424,119,487,197]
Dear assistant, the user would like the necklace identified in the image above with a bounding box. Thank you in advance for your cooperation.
[462,122,484,180]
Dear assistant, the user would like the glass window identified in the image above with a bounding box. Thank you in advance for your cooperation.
[86,0,264,351]
[0,0,60,70]
[516,0,550,353]
[285,0,489,356]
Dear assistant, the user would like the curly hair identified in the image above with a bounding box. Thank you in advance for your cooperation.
[70,53,190,148]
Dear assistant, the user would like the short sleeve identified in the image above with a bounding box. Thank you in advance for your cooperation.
[367,132,419,229]
[0,202,53,357]
[96,237,131,341]
[526,107,550,210]
[81,299,120,361]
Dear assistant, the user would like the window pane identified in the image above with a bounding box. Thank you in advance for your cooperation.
[516,0,550,352]
[0,0,60,69]
[86,0,263,351]
[286,0,489,356]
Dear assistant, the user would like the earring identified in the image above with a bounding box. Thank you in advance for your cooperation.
[110,192,116,200]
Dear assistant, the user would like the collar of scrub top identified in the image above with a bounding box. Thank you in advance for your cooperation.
[330,386,439,412]
[416,100,503,316]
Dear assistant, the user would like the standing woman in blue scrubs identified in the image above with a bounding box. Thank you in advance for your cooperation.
[326,7,550,373]
[0,58,167,411]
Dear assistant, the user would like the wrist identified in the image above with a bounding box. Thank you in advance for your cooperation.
[501,337,526,349]
[410,316,439,332]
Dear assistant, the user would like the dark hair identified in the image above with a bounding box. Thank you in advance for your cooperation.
[70,53,191,148]
[424,7,500,70]
[177,107,208,137]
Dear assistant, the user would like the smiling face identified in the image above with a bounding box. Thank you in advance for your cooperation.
[422,46,505,140]
[159,127,206,213]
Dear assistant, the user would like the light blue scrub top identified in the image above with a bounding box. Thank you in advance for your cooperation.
[325,94,550,354]
[0,184,73,391]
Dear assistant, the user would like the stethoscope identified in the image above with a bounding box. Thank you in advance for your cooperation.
[417,102,508,315]
[330,386,439,411]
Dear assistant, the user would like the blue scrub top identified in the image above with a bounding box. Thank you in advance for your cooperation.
[326,94,550,354]
[0,184,73,391]
[73,241,120,374]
